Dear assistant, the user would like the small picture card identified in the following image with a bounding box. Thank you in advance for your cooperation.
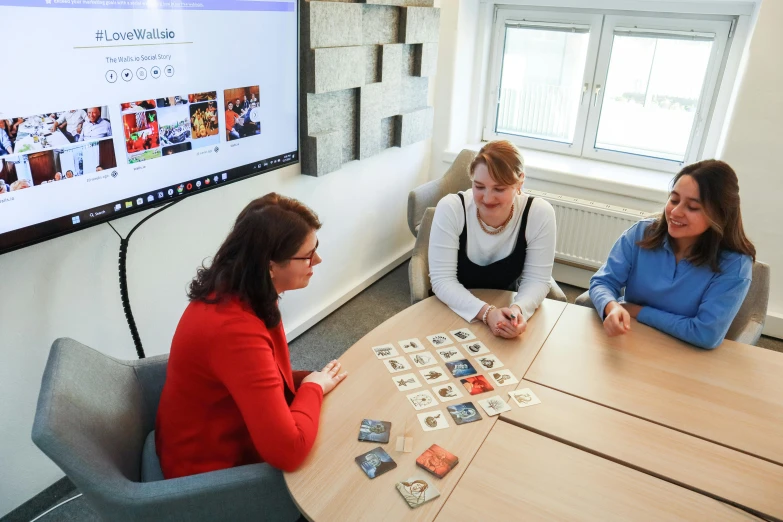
[488,369,518,387]
[392,373,422,391]
[474,354,504,370]
[477,395,512,416]
[426,333,453,347]
[355,447,397,479]
[371,343,399,359]
[417,410,449,432]
[396,477,441,509]
[383,357,412,374]
[407,389,438,410]
[462,341,490,356]
[411,352,437,368]
[445,359,478,378]
[358,419,391,444]
[419,366,449,384]
[460,375,495,396]
[508,388,542,408]
[436,346,464,362]
[449,328,476,342]
[398,338,425,353]
[431,382,464,402]
[447,402,483,425]
[416,444,459,478]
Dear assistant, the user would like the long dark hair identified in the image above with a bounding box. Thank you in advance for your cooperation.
[188,193,321,328]
[638,159,755,272]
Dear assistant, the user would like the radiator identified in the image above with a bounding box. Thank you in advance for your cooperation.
[526,189,651,270]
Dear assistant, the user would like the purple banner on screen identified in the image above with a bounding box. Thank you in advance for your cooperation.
[0,0,294,11]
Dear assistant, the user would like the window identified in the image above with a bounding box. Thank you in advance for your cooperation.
[485,8,733,172]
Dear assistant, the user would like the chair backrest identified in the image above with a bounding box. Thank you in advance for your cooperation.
[725,261,770,340]
[409,207,436,304]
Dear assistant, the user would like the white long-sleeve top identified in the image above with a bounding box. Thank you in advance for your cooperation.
[428,190,556,323]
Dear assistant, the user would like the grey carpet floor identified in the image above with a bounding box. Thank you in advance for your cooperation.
[8,261,782,521]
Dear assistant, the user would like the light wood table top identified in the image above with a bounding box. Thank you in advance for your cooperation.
[284,292,567,521]
[499,381,783,521]
[525,304,783,466]
[435,420,762,522]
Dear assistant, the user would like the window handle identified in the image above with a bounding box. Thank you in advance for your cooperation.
[581,83,589,104]
[593,84,602,107]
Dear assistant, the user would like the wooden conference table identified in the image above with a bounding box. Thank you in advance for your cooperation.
[285,292,783,521]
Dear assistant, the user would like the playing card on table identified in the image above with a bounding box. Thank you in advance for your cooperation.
[445,359,477,378]
[418,366,449,384]
[426,333,453,347]
[406,389,438,410]
[398,338,425,353]
[478,395,512,416]
[474,354,504,370]
[447,402,483,424]
[392,373,422,391]
[416,410,449,432]
[449,328,476,342]
[383,357,412,373]
[410,352,437,368]
[436,346,464,362]
[355,447,397,479]
[462,341,490,356]
[396,477,440,509]
[460,375,494,395]
[508,388,542,408]
[358,419,391,443]
[488,369,518,387]
[371,344,399,359]
[431,382,464,402]
[416,444,459,478]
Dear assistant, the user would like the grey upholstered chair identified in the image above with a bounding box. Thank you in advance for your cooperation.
[574,261,771,346]
[32,338,300,522]
[409,207,568,305]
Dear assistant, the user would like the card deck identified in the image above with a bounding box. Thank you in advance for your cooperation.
[395,477,441,508]
[488,369,518,387]
[431,382,464,402]
[355,447,397,479]
[447,402,483,424]
[446,359,478,377]
[392,373,422,391]
[474,354,504,370]
[418,366,450,384]
[383,357,411,374]
[406,390,438,410]
[358,419,391,443]
[426,333,453,347]
[410,352,437,368]
[449,328,476,342]
[477,395,512,416]
[436,346,464,362]
[371,344,399,359]
[462,341,490,356]
[460,375,494,395]
[416,410,449,431]
[508,388,542,408]
[398,338,425,353]
[416,444,459,478]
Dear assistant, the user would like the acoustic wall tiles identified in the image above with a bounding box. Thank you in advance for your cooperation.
[300,0,440,176]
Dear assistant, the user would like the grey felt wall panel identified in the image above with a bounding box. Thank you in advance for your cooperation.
[358,83,384,160]
[313,47,365,94]
[365,45,382,84]
[396,106,434,147]
[362,5,400,45]
[309,1,363,48]
[305,131,343,176]
[415,42,438,77]
[400,7,440,44]
[306,89,358,164]
[366,0,434,5]
[400,76,429,114]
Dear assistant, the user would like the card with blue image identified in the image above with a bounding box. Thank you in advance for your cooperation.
[445,359,477,377]
[446,402,483,425]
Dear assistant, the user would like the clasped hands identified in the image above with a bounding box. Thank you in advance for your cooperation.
[486,305,527,339]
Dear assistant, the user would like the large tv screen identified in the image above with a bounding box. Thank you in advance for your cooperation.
[0,0,298,255]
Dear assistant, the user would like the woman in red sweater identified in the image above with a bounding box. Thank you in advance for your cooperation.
[156,193,348,479]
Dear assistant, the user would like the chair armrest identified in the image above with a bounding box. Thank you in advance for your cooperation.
[546,279,568,303]
[131,355,169,433]
[574,291,593,308]
[408,177,446,236]
[409,253,431,305]
[726,320,764,346]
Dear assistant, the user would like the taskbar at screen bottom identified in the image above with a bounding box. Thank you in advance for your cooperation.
[0,150,298,256]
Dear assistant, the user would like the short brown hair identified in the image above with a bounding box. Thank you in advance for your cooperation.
[188,193,322,328]
[469,140,524,186]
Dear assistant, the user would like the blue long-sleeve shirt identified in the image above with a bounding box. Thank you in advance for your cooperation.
[589,219,752,349]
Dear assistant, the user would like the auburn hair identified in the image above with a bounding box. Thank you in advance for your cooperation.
[638,159,755,272]
[469,140,524,186]
[188,193,321,328]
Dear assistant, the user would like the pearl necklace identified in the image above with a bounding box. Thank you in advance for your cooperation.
[476,203,514,235]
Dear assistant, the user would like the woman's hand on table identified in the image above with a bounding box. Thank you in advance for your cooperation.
[488,306,526,338]
[301,360,347,395]
[603,301,631,337]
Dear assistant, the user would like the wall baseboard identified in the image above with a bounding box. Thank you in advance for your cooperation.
[763,312,783,339]
[286,248,413,342]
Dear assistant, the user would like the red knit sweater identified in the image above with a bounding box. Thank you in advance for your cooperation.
[155,297,323,478]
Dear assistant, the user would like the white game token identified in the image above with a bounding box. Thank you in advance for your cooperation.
[462,341,490,356]
[371,344,399,359]
[407,390,438,410]
[426,333,453,347]
[398,338,425,353]
[477,395,512,416]
[436,346,464,362]
[417,410,449,431]
[449,328,476,342]
[474,354,504,370]
[383,357,411,373]
[488,369,518,387]
[431,383,464,402]
[392,373,422,391]
[411,351,437,368]
[418,366,450,384]
[508,388,542,408]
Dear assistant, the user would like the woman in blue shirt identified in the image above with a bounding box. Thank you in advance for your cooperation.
[589,160,756,349]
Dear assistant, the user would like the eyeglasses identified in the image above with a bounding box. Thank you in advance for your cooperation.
[290,240,319,267]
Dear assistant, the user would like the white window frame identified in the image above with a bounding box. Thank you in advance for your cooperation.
[483,6,735,173]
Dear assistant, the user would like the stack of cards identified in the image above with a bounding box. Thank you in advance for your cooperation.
[358,419,391,443]
[355,447,397,479]
[416,444,459,478]
[396,477,440,509]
